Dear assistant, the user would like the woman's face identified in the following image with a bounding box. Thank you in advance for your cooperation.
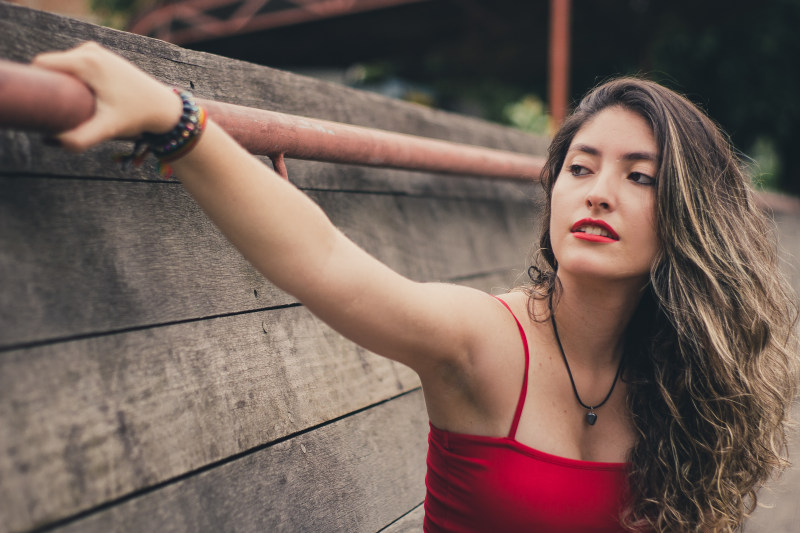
[549,106,660,286]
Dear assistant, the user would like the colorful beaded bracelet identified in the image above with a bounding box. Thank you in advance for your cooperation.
[117,88,207,179]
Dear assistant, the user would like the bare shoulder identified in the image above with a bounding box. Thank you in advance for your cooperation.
[492,290,532,321]
[424,285,529,370]
[475,290,533,372]
[471,289,534,398]
[421,287,532,435]
[413,283,522,374]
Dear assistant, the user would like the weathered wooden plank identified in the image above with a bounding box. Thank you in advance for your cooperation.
[0,305,418,533]
[0,270,511,533]
[287,159,542,203]
[0,7,545,533]
[0,176,536,347]
[380,504,425,532]
[50,391,429,533]
[0,130,541,203]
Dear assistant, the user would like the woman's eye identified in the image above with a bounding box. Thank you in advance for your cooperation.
[629,172,655,186]
[568,164,590,176]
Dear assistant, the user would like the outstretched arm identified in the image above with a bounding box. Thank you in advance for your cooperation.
[31,43,508,386]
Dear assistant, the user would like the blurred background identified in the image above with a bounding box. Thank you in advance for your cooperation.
[10,0,800,194]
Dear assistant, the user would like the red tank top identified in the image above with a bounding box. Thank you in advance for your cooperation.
[423,298,632,532]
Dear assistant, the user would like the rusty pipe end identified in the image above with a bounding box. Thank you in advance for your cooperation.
[0,59,95,133]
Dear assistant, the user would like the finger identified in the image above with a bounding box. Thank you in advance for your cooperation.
[32,41,104,79]
[55,110,117,152]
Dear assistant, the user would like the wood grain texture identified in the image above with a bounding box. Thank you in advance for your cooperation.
[0,305,418,532]
[0,176,536,348]
[0,271,515,533]
[0,6,544,532]
[49,391,430,533]
[0,131,541,203]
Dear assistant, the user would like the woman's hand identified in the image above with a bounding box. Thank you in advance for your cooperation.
[32,42,182,152]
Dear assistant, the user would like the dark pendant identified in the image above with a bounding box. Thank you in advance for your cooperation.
[586,411,598,426]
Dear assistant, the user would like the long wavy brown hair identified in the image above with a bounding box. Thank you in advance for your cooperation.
[525,78,799,532]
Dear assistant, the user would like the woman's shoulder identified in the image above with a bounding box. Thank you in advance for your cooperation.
[491,288,551,342]
[486,289,556,379]
[421,287,532,432]
[493,289,531,319]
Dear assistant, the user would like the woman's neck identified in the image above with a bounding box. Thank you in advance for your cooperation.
[545,271,647,371]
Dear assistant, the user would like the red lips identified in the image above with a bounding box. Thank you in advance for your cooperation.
[570,218,619,243]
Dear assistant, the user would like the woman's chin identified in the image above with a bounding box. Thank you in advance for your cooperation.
[556,261,650,287]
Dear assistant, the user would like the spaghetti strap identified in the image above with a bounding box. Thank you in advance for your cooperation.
[492,296,530,440]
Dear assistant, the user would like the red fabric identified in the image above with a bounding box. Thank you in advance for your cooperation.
[423,297,631,532]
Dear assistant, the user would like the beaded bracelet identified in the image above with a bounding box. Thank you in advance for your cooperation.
[117,88,207,179]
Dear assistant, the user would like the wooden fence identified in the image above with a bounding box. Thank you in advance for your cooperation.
[0,3,545,532]
[1,2,799,532]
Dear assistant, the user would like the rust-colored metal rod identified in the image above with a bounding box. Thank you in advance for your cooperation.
[548,0,571,128]
[0,59,544,181]
[0,59,96,134]
[202,100,543,180]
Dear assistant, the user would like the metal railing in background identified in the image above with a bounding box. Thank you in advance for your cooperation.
[128,0,433,46]
[0,59,545,181]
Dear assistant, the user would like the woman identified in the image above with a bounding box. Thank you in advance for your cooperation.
[32,42,798,532]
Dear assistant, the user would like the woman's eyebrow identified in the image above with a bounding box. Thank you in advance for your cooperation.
[569,143,600,156]
[622,151,658,162]
[569,143,657,162]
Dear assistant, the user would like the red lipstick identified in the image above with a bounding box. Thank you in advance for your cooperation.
[570,218,619,243]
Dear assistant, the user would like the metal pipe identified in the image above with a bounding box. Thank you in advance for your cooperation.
[0,59,96,134]
[548,0,571,128]
[0,59,543,181]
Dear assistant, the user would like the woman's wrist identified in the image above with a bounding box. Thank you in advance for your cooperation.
[146,85,185,135]
[117,89,207,178]
[143,89,206,161]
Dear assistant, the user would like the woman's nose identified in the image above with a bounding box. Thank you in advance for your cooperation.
[585,174,615,211]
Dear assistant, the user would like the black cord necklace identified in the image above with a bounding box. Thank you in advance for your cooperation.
[548,293,624,426]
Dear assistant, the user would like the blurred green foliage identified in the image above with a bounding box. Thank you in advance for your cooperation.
[503,95,550,136]
[643,0,800,193]
[90,0,153,28]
